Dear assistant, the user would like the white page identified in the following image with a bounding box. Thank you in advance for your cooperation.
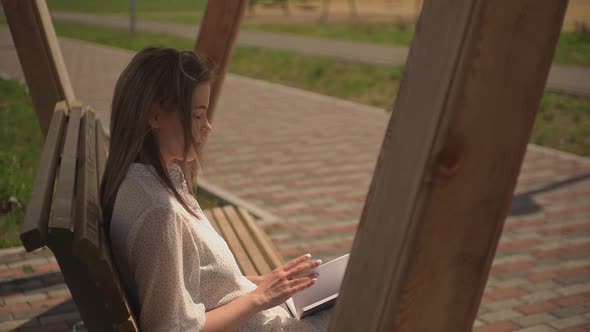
[287,253,350,319]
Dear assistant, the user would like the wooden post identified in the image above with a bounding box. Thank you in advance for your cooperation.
[1,0,75,137]
[328,0,567,331]
[129,0,136,37]
[194,0,247,124]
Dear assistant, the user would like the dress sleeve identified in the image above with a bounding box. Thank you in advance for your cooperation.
[129,206,206,331]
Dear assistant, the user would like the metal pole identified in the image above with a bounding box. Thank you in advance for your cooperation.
[129,0,136,37]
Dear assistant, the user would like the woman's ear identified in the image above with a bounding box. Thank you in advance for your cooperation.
[148,104,160,129]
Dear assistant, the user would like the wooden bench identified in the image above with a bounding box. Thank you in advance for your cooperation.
[19,101,285,331]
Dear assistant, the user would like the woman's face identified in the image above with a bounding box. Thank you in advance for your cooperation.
[152,81,212,166]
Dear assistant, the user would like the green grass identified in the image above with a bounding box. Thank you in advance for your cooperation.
[0,77,221,249]
[135,11,417,46]
[532,93,590,156]
[244,21,416,46]
[47,0,208,13]
[53,20,195,51]
[554,30,590,66]
[0,79,43,248]
[51,21,402,110]
[124,10,590,66]
[39,0,590,66]
[51,21,590,156]
[50,20,590,157]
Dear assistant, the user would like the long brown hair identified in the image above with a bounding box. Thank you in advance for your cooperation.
[100,47,216,234]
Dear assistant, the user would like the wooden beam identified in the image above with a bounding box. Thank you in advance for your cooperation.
[329,1,567,331]
[194,0,247,124]
[19,101,67,252]
[1,0,75,137]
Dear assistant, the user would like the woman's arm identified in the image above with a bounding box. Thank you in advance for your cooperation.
[202,293,264,332]
[245,275,263,285]
[132,208,265,332]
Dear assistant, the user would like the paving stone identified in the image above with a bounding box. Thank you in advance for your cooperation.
[548,315,590,329]
[0,312,12,322]
[551,304,590,319]
[555,283,590,296]
[8,258,50,269]
[0,319,30,330]
[4,293,47,305]
[520,290,560,303]
[39,312,80,325]
[11,309,47,320]
[483,298,525,311]
[512,313,556,327]
[480,309,523,323]
[513,325,556,332]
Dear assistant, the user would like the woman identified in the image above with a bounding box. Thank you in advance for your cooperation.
[99,47,334,331]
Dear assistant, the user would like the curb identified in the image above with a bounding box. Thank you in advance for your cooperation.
[528,143,590,165]
[0,245,26,255]
[196,177,280,224]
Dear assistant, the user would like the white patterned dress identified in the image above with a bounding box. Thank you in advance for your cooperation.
[109,162,333,331]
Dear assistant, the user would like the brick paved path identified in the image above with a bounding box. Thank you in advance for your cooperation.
[50,11,590,98]
[1,27,590,331]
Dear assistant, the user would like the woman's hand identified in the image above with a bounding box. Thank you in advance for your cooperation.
[249,254,322,311]
[245,275,263,285]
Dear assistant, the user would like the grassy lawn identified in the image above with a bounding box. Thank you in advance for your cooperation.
[47,0,208,13]
[43,0,590,66]
[0,78,222,249]
[43,2,590,67]
[50,21,404,110]
[135,11,417,47]
[532,93,590,156]
[50,21,590,157]
[0,80,43,248]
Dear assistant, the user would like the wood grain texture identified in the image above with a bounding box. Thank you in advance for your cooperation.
[223,206,273,275]
[51,246,114,331]
[96,117,108,185]
[20,101,67,252]
[211,207,258,276]
[74,109,101,262]
[87,229,137,325]
[238,206,285,270]
[1,0,75,136]
[328,1,568,331]
[49,104,82,241]
[194,0,247,124]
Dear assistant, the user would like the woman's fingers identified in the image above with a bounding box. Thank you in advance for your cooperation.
[288,275,317,293]
[288,260,322,279]
[282,253,312,272]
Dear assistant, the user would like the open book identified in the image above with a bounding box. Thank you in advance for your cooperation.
[284,253,350,320]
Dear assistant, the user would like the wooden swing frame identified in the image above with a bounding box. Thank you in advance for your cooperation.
[2,0,568,331]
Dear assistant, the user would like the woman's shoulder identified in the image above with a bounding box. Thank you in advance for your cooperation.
[114,176,169,213]
[111,165,187,235]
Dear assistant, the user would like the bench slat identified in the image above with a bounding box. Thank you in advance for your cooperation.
[49,104,83,242]
[223,206,273,275]
[237,206,284,270]
[20,101,68,252]
[88,228,138,324]
[74,110,100,261]
[91,113,139,325]
[96,117,107,182]
[211,207,258,276]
